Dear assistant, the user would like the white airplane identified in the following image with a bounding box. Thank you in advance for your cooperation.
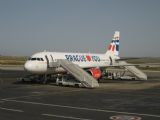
[24,31,147,84]
[24,31,120,78]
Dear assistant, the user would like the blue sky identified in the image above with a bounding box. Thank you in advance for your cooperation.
[0,0,160,57]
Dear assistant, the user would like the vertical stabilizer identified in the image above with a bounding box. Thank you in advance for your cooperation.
[106,31,120,58]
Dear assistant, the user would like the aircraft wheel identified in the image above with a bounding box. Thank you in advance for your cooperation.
[75,84,79,88]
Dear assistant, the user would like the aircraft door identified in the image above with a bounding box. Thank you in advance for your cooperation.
[109,56,113,65]
[50,54,57,62]
[50,55,54,62]
[45,55,50,68]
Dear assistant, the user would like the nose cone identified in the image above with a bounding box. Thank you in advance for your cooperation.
[24,61,34,72]
[24,61,47,74]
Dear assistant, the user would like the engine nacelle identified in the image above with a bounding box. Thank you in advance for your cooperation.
[88,68,102,80]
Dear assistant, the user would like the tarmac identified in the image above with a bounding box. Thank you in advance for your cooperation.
[0,68,160,120]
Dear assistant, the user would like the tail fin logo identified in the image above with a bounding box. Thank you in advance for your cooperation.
[106,31,120,56]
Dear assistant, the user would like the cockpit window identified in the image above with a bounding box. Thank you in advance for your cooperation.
[41,58,44,61]
[37,58,41,61]
[31,58,36,61]
[29,57,44,61]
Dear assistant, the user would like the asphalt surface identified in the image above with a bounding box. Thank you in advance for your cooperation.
[0,69,160,120]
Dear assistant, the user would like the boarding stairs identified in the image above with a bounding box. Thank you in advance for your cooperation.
[119,61,147,80]
[53,59,99,88]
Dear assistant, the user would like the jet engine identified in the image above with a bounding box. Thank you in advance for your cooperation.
[88,68,102,80]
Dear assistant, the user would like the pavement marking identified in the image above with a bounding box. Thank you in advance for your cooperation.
[0,107,24,112]
[2,89,84,100]
[110,115,142,120]
[42,113,91,120]
[2,99,160,118]
[31,91,43,94]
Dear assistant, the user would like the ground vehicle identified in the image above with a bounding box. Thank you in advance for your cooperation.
[19,74,47,83]
[19,75,39,82]
[118,76,136,80]
[106,72,136,80]
[56,75,82,87]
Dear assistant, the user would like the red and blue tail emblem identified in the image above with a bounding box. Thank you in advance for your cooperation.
[107,31,120,56]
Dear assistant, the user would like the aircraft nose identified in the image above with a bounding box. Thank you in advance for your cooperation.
[24,61,34,72]
[24,61,47,74]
